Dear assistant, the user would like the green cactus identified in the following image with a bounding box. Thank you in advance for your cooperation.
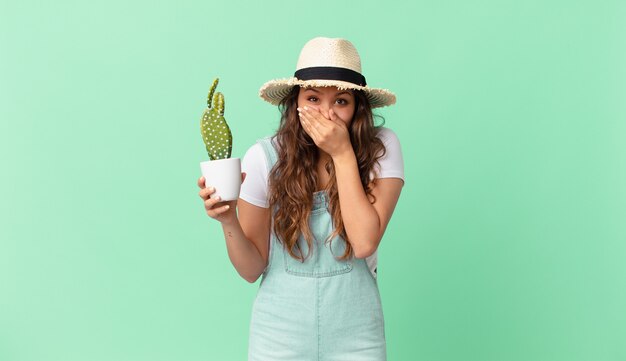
[200,78,233,160]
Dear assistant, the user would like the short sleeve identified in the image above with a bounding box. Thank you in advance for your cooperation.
[239,143,270,208]
[372,127,405,183]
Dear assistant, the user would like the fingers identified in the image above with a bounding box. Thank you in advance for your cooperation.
[201,189,228,209]
[302,107,336,137]
[300,106,331,129]
[312,106,332,125]
[298,107,322,140]
[204,194,222,208]
[198,184,231,218]
[205,198,231,218]
[197,176,216,199]
[197,172,241,220]
[207,204,231,218]
[198,185,215,200]
[204,193,228,210]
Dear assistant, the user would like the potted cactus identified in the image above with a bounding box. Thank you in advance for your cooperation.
[199,78,241,201]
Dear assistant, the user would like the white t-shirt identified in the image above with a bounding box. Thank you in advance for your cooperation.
[240,126,404,278]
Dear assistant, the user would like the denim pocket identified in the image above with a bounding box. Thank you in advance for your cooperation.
[283,207,352,278]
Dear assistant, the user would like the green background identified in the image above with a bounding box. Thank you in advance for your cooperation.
[1,1,625,360]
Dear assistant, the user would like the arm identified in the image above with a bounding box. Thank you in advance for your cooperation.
[332,152,404,258]
[198,176,271,283]
[220,199,271,283]
[298,106,404,259]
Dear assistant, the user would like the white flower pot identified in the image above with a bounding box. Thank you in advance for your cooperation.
[199,157,241,201]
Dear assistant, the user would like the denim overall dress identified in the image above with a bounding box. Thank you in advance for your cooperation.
[248,137,387,361]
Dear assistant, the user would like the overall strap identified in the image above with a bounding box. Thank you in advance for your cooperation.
[257,136,279,170]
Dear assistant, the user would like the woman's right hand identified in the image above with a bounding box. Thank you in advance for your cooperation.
[197,174,246,225]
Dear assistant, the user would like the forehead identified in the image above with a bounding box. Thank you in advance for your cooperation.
[299,86,353,97]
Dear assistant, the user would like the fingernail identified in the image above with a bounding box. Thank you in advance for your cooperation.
[297,107,301,111]
[225,205,230,209]
[303,106,308,111]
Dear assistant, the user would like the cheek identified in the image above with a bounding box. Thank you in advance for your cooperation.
[337,106,355,124]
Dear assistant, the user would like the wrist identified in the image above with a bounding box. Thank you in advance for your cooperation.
[331,147,356,164]
[220,213,239,227]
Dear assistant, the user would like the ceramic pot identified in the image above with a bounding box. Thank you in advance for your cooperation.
[199,157,241,201]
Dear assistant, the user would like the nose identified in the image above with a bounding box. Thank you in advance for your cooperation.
[319,103,331,118]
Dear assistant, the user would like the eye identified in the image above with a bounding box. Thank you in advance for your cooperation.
[336,98,349,105]
[307,96,319,102]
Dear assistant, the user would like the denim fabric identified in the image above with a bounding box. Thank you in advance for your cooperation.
[248,137,386,361]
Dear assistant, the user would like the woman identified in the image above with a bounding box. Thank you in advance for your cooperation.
[197,37,404,360]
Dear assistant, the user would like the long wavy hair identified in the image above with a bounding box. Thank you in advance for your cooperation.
[267,86,387,262]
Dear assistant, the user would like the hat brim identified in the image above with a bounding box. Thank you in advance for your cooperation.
[259,77,396,108]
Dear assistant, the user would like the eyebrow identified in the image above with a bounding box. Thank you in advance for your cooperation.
[303,88,352,97]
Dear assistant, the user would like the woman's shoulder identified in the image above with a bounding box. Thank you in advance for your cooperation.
[371,127,404,181]
[375,126,401,146]
[242,142,265,169]
[244,135,278,154]
[242,135,279,170]
[375,126,398,138]
[251,134,280,149]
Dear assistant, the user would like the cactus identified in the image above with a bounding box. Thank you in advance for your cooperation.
[200,78,232,160]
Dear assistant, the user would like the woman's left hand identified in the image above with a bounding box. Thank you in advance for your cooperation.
[298,106,352,158]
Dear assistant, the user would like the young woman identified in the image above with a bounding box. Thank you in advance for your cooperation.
[197,37,404,360]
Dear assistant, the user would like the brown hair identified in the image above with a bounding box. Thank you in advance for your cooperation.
[267,86,387,261]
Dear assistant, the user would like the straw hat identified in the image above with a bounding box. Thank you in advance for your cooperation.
[259,37,396,108]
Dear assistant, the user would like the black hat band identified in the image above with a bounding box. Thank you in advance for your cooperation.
[294,66,367,87]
